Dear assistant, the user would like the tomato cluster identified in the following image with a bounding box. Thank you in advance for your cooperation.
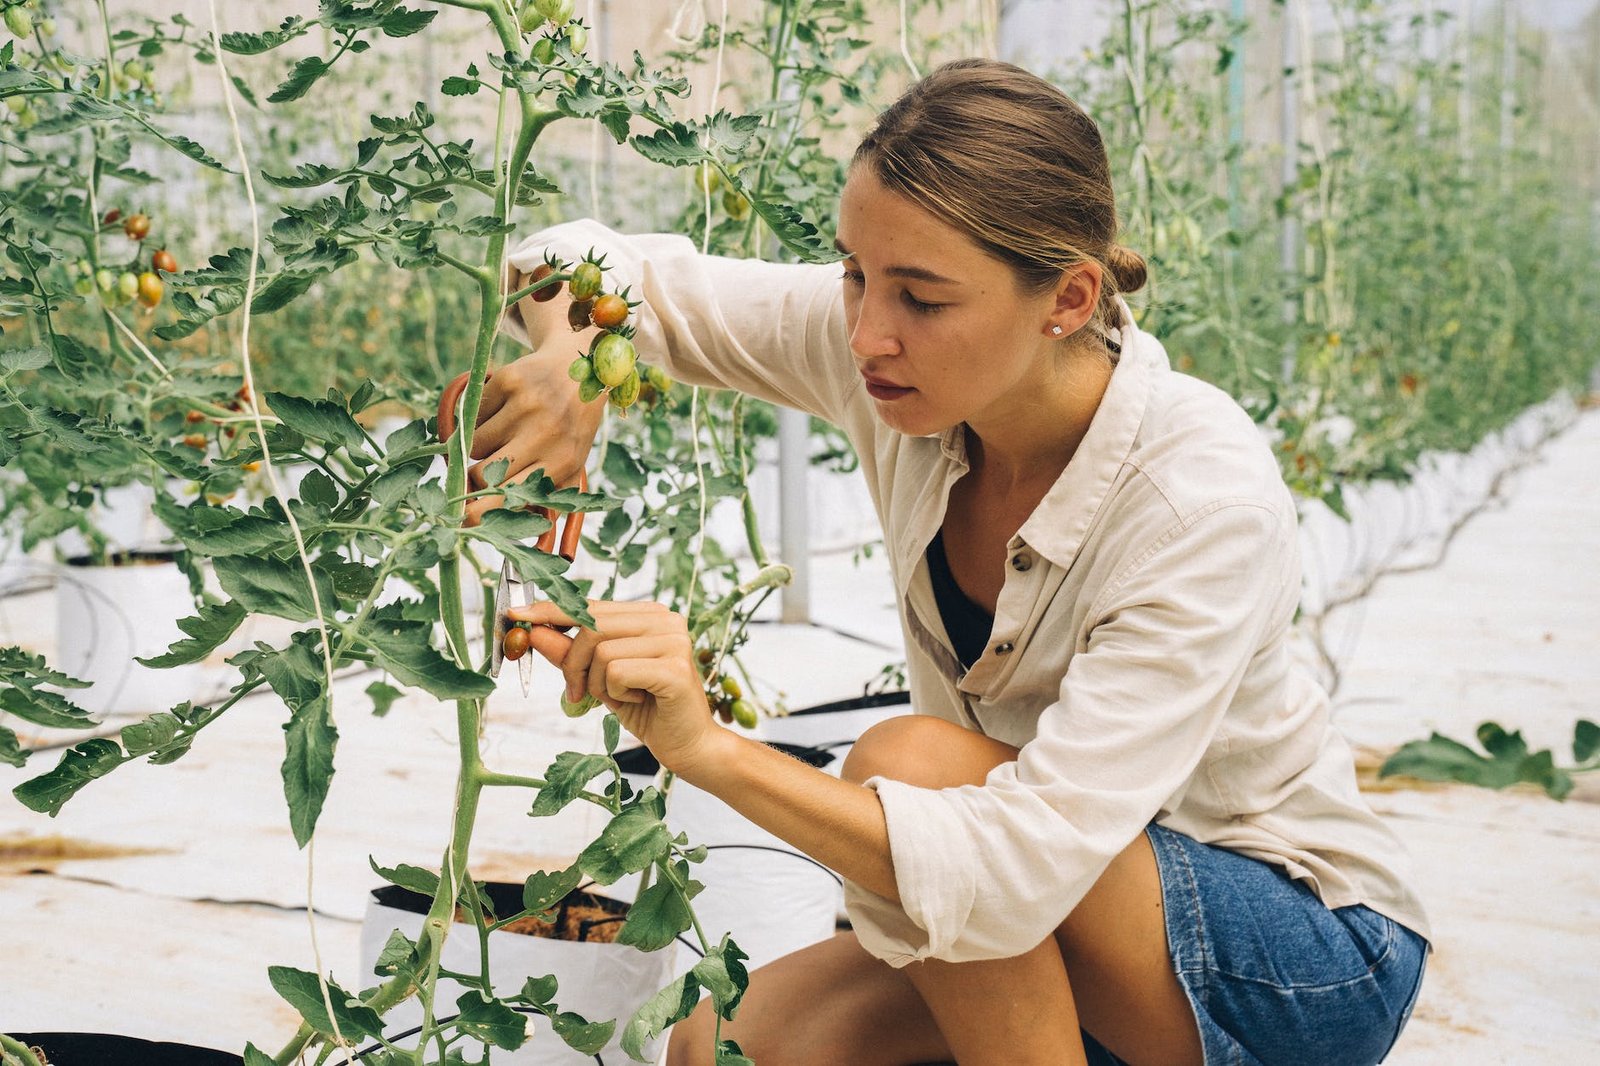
[695,648,758,729]
[690,161,751,222]
[531,252,668,417]
[70,209,179,311]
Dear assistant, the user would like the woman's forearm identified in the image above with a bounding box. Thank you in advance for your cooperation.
[676,729,900,903]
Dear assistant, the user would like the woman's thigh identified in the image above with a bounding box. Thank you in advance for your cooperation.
[664,930,952,1066]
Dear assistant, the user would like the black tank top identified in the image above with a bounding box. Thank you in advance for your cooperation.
[925,527,994,671]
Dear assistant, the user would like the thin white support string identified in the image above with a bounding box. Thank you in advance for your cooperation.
[203,2,351,1061]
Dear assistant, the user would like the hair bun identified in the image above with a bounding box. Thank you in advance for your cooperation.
[1106,244,1148,294]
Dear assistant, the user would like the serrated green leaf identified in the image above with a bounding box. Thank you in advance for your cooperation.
[578,802,672,885]
[120,711,187,760]
[692,937,749,1019]
[1574,719,1600,764]
[531,751,613,817]
[214,555,336,622]
[13,738,126,816]
[220,18,308,55]
[270,55,331,104]
[265,392,365,450]
[251,271,322,315]
[267,966,384,1039]
[374,928,425,980]
[242,1044,276,1066]
[136,601,247,668]
[359,619,495,700]
[522,865,582,913]
[367,680,403,717]
[381,8,436,38]
[455,991,527,1050]
[441,76,479,96]
[617,874,699,952]
[0,724,28,768]
[281,691,336,848]
[621,972,699,1061]
[550,1011,614,1055]
[0,684,96,730]
[369,857,443,897]
[519,974,558,1006]
[261,162,340,189]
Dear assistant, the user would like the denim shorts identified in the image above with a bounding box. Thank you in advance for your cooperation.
[1083,824,1429,1066]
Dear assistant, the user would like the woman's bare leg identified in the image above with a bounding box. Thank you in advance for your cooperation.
[664,930,951,1066]
[842,715,1205,1066]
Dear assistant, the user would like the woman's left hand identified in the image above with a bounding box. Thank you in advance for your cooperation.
[509,599,721,774]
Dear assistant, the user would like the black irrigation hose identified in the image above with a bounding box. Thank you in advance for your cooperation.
[701,843,844,887]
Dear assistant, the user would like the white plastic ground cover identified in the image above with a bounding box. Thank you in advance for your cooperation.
[1297,393,1577,620]
[359,890,677,1066]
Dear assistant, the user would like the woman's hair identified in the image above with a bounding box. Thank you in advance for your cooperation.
[852,58,1146,339]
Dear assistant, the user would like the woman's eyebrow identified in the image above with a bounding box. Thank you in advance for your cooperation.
[833,238,957,285]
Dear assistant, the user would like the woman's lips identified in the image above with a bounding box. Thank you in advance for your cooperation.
[862,376,913,400]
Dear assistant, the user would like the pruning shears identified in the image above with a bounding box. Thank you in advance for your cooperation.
[438,370,587,695]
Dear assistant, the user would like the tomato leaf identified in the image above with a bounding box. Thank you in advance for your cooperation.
[269,55,331,104]
[578,801,673,885]
[369,857,441,898]
[529,752,614,817]
[281,692,337,848]
[380,8,436,38]
[0,683,96,730]
[522,865,583,913]
[13,738,126,816]
[0,723,28,768]
[136,600,247,669]
[220,18,309,55]
[1574,720,1600,765]
[455,991,528,1051]
[214,555,337,622]
[242,1043,276,1066]
[617,870,700,952]
[621,971,700,1061]
[373,928,426,980]
[359,619,496,700]
[260,163,340,189]
[549,1011,614,1055]
[267,966,384,1039]
[265,391,366,450]
[518,975,558,1006]
[121,710,195,764]
[366,679,403,717]
[692,937,750,1020]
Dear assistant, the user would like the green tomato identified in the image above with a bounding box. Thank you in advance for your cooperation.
[530,36,556,64]
[536,0,575,25]
[719,675,743,700]
[38,17,55,37]
[608,369,640,410]
[565,21,588,53]
[693,161,721,195]
[72,276,95,296]
[117,272,139,300]
[569,261,602,302]
[567,355,591,383]
[591,333,637,388]
[729,699,758,730]
[577,373,603,404]
[5,7,34,38]
[4,95,25,115]
[95,268,114,292]
[560,691,600,718]
[722,188,752,221]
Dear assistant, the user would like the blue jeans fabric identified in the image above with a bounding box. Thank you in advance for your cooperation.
[1081,824,1429,1066]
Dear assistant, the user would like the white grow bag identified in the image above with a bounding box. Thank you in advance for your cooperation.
[359,882,678,1066]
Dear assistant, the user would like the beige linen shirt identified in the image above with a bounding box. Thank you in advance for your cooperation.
[507,220,1431,967]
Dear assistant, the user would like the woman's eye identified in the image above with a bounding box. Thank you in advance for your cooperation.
[903,292,943,314]
[841,268,864,285]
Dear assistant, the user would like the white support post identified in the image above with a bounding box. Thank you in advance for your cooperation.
[777,407,811,624]
[1279,0,1300,382]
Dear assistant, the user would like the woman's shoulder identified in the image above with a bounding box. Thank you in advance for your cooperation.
[1124,343,1294,524]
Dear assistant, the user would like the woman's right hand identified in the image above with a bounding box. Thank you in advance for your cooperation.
[463,346,606,527]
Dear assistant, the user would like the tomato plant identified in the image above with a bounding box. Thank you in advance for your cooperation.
[0,1,845,1062]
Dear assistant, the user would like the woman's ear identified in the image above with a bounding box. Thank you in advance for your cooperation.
[1045,261,1102,338]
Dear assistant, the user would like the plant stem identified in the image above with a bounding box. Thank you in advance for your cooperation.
[0,1034,43,1066]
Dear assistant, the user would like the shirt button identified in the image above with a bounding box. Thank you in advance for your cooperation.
[994,641,1015,655]
[1011,552,1033,572]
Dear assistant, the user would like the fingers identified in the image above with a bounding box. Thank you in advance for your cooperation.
[586,635,690,702]
[512,600,678,701]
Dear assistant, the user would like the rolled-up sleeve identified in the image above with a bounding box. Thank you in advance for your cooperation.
[505,219,855,425]
[844,500,1298,965]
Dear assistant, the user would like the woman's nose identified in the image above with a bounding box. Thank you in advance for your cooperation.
[848,294,900,359]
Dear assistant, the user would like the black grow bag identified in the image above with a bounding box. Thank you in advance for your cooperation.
[613,739,834,776]
[6,1033,242,1065]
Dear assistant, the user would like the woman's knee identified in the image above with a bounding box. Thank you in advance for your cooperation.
[841,715,1018,790]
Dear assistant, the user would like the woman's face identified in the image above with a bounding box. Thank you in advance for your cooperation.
[835,167,1065,440]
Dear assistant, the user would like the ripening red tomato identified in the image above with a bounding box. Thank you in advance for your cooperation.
[590,293,628,330]
[137,272,163,308]
[123,213,151,241]
[152,249,177,273]
[527,261,560,302]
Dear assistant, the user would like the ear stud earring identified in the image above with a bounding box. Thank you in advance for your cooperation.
[1050,325,1064,336]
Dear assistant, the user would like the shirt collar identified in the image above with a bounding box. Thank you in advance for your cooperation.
[1016,318,1158,569]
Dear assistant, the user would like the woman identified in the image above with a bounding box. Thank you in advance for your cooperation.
[474,59,1430,1066]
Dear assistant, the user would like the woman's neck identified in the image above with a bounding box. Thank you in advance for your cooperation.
[963,350,1114,494]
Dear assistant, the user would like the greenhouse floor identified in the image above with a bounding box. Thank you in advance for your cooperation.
[3,402,1598,1064]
